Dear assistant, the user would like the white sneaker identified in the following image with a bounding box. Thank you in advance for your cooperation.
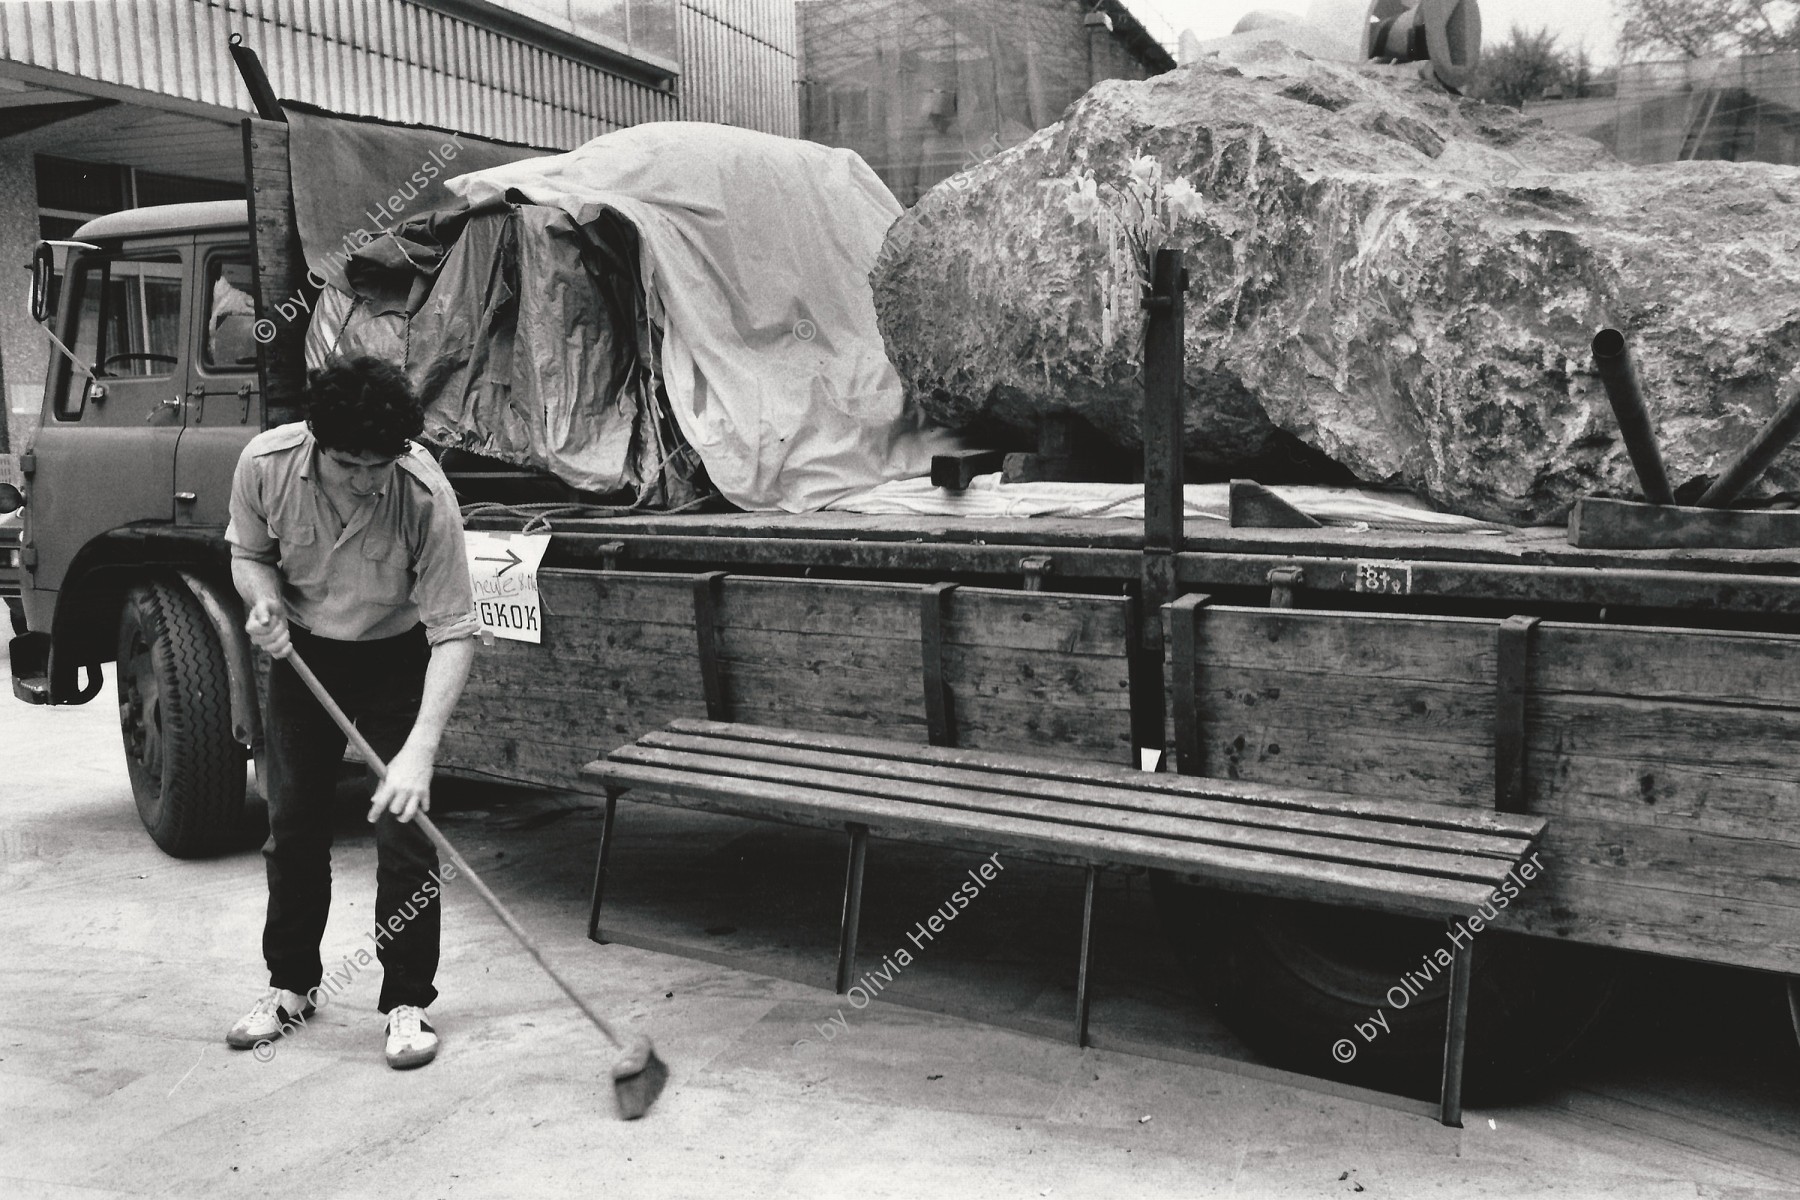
[384,1004,439,1070]
[227,987,314,1049]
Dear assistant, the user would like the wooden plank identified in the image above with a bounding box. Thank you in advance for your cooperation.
[1533,622,1800,709]
[1194,607,1496,685]
[584,761,1501,920]
[537,569,1133,656]
[670,720,1547,837]
[629,733,1537,862]
[1190,666,1800,819]
[1176,609,1800,971]
[1570,496,1800,551]
[930,449,1007,490]
[606,745,1514,885]
[637,732,1529,857]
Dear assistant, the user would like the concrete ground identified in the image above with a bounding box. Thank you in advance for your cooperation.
[4,636,1800,1199]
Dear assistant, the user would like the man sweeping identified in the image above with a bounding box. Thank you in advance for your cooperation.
[224,355,479,1069]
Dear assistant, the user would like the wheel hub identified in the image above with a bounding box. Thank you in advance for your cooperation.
[120,636,164,778]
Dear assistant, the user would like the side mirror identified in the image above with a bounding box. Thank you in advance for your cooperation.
[28,242,53,324]
[0,483,23,514]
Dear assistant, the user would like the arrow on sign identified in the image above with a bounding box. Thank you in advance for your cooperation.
[475,548,524,575]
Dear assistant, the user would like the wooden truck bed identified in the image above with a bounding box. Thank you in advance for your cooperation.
[436,510,1800,979]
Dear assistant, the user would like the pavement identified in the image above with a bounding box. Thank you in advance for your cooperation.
[4,635,1800,1199]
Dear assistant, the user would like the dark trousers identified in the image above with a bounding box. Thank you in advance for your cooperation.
[262,624,440,1012]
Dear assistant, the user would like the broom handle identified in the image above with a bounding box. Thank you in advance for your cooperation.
[283,646,627,1051]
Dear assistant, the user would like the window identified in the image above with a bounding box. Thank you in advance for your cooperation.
[203,253,258,371]
[54,253,183,420]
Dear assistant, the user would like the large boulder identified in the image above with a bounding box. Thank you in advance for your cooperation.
[872,43,1800,522]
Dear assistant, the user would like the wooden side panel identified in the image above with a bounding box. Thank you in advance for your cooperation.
[440,570,1134,793]
[1174,606,1800,973]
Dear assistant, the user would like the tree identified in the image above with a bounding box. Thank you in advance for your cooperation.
[1474,26,1573,109]
[1618,0,1800,59]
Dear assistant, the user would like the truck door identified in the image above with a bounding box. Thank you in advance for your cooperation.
[174,244,261,529]
[26,241,189,594]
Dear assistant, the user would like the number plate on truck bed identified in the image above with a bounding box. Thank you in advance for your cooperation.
[1354,562,1413,595]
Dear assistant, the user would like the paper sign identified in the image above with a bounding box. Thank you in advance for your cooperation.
[0,455,20,490]
[463,531,551,644]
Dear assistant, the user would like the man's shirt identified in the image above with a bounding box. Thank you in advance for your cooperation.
[226,422,479,646]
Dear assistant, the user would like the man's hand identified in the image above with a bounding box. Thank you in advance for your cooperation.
[369,739,434,824]
[245,599,291,658]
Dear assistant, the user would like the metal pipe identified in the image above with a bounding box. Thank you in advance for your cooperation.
[1698,389,1800,508]
[1591,328,1676,506]
[229,34,286,122]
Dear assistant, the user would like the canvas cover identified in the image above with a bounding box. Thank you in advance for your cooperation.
[443,121,958,512]
[285,104,546,294]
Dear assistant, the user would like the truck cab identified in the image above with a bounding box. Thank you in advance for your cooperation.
[11,199,263,857]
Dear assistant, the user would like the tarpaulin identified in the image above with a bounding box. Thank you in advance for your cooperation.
[444,121,959,512]
[307,201,692,504]
[284,103,545,294]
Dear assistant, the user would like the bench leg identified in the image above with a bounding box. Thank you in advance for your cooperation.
[1439,936,1473,1127]
[835,823,869,995]
[1075,865,1098,1047]
[586,791,620,945]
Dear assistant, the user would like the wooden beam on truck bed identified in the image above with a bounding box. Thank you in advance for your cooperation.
[1229,480,1323,529]
[930,449,1007,491]
[1570,496,1800,551]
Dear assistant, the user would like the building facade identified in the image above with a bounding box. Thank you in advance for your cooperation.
[798,0,1174,205]
[0,0,801,452]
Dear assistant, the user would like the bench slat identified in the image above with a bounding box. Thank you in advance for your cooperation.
[667,719,1546,842]
[637,731,1533,861]
[609,744,1521,884]
[584,760,1515,920]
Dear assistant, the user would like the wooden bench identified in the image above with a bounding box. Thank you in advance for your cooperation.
[581,718,1548,1126]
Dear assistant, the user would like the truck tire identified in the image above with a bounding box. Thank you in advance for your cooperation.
[116,579,245,857]
[1150,875,1618,1102]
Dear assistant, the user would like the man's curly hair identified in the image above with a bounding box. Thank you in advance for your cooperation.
[304,356,423,458]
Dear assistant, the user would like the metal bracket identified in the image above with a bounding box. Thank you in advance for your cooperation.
[693,571,729,721]
[1266,566,1305,609]
[1168,593,1211,776]
[1020,554,1053,591]
[921,582,960,746]
[1494,615,1540,813]
[597,541,626,572]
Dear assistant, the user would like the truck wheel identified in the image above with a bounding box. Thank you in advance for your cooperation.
[117,580,245,857]
[1150,876,1618,1102]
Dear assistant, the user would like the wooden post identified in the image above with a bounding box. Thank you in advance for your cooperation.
[1134,248,1187,765]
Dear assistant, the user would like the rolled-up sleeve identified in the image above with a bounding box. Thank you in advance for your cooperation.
[411,484,480,646]
[225,444,279,564]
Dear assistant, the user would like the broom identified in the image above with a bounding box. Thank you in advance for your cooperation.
[282,645,669,1119]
